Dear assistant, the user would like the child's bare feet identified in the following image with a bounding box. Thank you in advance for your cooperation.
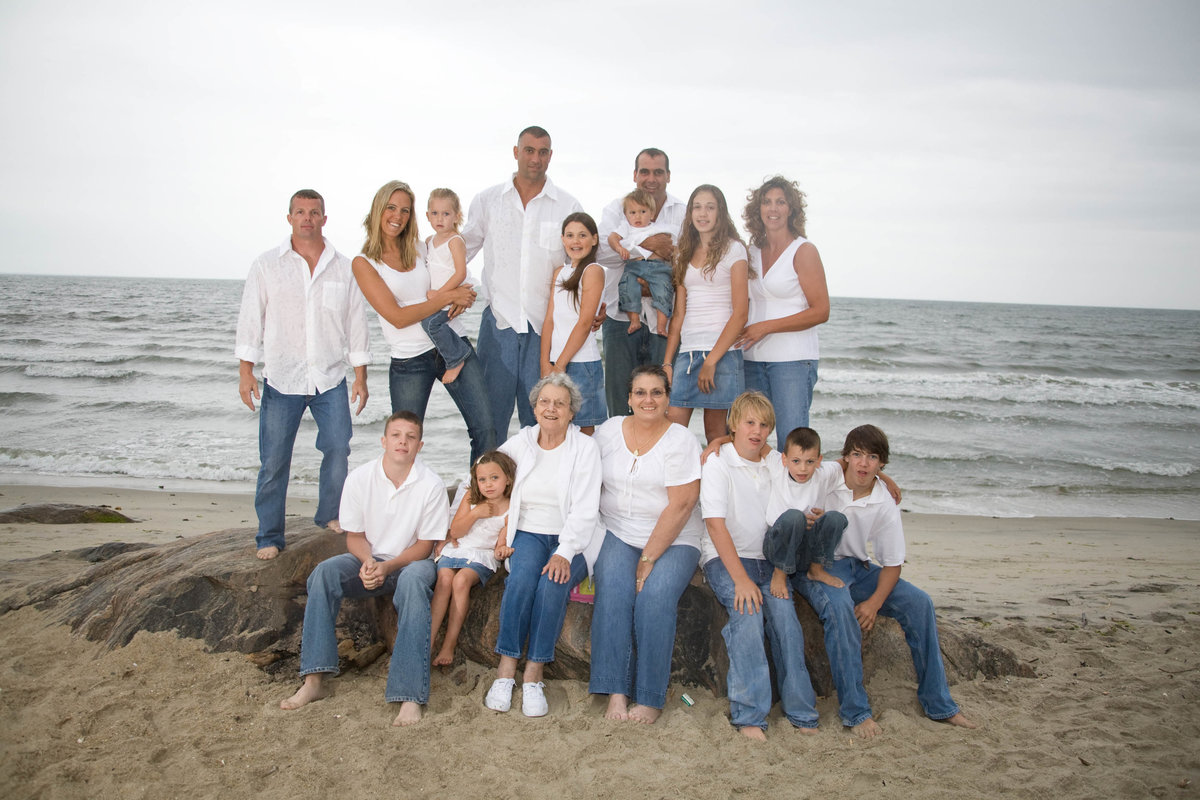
[807,563,844,588]
[770,568,790,599]
[280,677,328,710]
[938,712,977,729]
[739,726,766,741]
[604,694,629,721]
[627,704,661,724]
[655,309,669,333]
[851,718,883,739]
[256,546,280,560]
[441,362,464,385]
[793,725,819,735]
[392,701,422,726]
[627,314,643,334]
[432,649,454,667]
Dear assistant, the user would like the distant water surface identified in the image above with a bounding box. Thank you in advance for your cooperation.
[1,274,1196,520]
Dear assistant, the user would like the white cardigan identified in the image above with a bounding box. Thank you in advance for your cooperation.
[500,424,604,572]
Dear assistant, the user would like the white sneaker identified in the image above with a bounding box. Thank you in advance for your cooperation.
[484,678,515,712]
[522,681,549,717]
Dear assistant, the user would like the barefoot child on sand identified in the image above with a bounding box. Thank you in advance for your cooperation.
[431,450,517,666]
[421,188,470,385]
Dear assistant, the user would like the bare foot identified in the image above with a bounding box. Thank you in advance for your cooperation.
[807,563,844,588]
[770,569,790,599]
[627,705,661,724]
[655,309,669,333]
[392,701,422,727]
[938,712,977,729]
[280,679,328,710]
[627,315,643,334]
[256,546,280,561]
[739,726,767,742]
[604,694,629,721]
[325,519,343,534]
[432,649,454,667]
[441,362,464,385]
[851,718,883,739]
[793,725,820,735]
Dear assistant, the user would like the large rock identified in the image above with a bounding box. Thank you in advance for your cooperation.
[0,525,1035,694]
[0,503,135,524]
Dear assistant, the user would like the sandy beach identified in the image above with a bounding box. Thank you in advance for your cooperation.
[1,483,1198,799]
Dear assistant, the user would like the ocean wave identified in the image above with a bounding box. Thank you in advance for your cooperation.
[23,364,141,381]
[0,452,258,483]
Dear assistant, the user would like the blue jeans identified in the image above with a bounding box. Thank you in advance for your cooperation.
[703,557,819,729]
[794,558,960,726]
[298,553,436,704]
[601,316,666,416]
[387,344,495,467]
[743,359,818,450]
[476,305,541,444]
[763,510,847,575]
[495,530,589,663]
[255,379,352,551]
[419,309,471,370]
[617,259,674,317]
[670,349,745,409]
[562,360,608,428]
[589,532,700,708]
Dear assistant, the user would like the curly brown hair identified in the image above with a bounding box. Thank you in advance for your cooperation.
[743,176,807,249]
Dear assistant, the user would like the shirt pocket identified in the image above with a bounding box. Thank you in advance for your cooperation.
[322,280,348,312]
[540,221,562,251]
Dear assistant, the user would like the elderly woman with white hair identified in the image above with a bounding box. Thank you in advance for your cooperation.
[483,372,602,718]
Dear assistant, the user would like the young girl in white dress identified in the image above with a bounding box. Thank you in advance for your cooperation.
[431,450,517,666]
[421,188,469,384]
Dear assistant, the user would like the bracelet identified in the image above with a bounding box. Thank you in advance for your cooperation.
[639,554,655,564]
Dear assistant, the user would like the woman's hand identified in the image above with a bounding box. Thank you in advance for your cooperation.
[735,321,770,349]
[635,558,654,593]
[732,574,763,615]
[542,554,574,584]
[494,543,514,561]
[697,359,717,394]
[443,283,477,319]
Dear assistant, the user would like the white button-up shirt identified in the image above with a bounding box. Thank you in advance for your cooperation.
[597,191,687,325]
[234,237,371,396]
[461,176,582,334]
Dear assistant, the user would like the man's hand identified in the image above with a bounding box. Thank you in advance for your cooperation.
[591,302,607,332]
[640,233,673,261]
[239,363,260,411]
[854,598,883,632]
[350,373,368,416]
[359,559,386,591]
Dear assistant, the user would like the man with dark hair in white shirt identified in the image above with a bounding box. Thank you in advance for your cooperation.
[235,189,370,561]
[461,127,583,444]
[596,148,687,415]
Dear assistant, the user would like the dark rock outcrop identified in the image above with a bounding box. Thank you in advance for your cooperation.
[0,524,1036,694]
[0,503,135,524]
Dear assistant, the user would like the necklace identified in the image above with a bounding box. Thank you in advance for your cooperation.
[628,418,667,458]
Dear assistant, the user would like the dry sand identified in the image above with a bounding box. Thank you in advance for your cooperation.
[1,484,1198,799]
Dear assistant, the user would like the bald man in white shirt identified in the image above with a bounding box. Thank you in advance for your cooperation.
[235,189,371,560]
[461,126,583,443]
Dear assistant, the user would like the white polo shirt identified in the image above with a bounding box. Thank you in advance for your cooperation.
[597,192,687,325]
[764,460,843,524]
[823,475,906,567]
[699,443,773,565]
[461,175,582,334]
[338,456,449,560]
[235,237,370,396]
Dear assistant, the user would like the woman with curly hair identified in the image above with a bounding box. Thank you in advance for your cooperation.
[662,185,749,443]
[737,176,830,449]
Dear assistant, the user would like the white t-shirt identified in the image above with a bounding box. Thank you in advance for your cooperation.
[516,442,567,534]
[823,475,906,567]
[593,418,704,550]
[699,442,773,564]
[764,460,843,525]
[612,219,676,260]
[338,456,449,560]
[361,250,466,359]
[679,241,748,353]
[597,192,687,325]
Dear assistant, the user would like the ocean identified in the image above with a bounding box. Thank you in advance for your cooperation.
[1,274,1197,520]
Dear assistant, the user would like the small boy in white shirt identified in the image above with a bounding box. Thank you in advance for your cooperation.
[607,189,675,335]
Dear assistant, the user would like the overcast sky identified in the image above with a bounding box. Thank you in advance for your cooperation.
[2,0,1198,309]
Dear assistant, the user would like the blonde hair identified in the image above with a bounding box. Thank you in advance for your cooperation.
[673,184,747,286]
[743,176,807,248]
[623,189,657,216]
[361,180,419,267]
[427,187,463,232]
[727,391,776,438]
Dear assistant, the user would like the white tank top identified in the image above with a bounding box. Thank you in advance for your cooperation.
[744,237,819,362]
[549,263,601,363]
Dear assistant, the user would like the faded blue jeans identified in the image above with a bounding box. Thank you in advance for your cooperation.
[794,557,960,727]
[255,379,352,551]
[703,556,819,730]
[476,305,540,444]
[743,358,818,450]
[298,553,436,704]
[601,316,666,417]
[589,532,699,708]
[494,530,589,663]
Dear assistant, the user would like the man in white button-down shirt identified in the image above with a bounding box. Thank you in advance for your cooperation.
[235,189,371,560]
[461,126,582,443]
